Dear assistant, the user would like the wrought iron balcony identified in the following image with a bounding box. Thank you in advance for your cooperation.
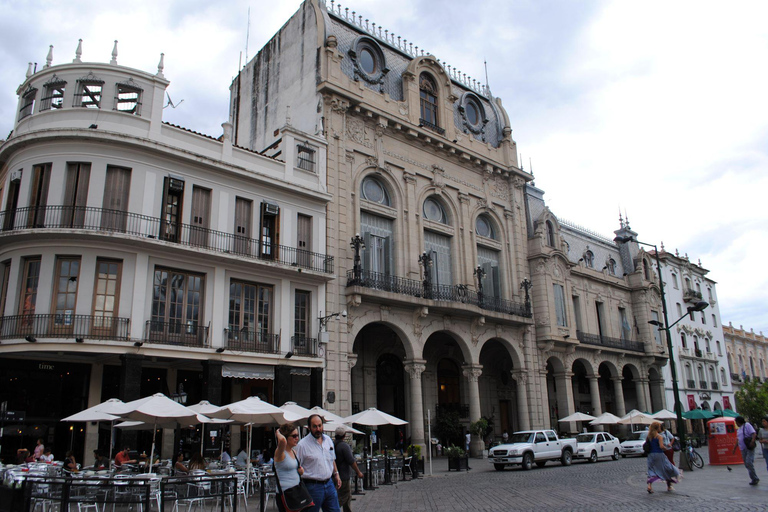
[419,118,446,136]
[711,382,719,390]
[732,372,741,382]
[700,381,708,389]
[346,269,531,317]
[683,288,703,304]
[0,206,333,273]
[435,403,470,419]
[224,328,280,354]
[695,348,703,358]
[575,331,645,352]
[291,335,318,357]
[686,379,696,388]
[144,320,209,348]
[0,314,130,341]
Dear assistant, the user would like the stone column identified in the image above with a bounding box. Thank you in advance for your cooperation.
[588,376,603,431]
[202,361,223,405]
[511,370,531,431]
[462,364,484,457]
[634,378,648,412]
[612,377,626,416]
[555,371,575,432]
[403,360,427,449]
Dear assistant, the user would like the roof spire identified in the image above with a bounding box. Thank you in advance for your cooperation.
[484,59,490,96]
[618,209,624,228]
[110,40,118,65]
[44,45,53,68]
[73,39,82,63]
[156,53,165,78]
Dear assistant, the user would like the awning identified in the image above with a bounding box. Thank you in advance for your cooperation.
[290,368,311,376]
[222,363,274,380]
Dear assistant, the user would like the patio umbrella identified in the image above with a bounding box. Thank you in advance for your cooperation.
[189,400,228,456]
[343,407,407,426]
[61,398,126,463]
[324,420,364,435]
[617,409,656,426]
[589,412,622,425]
[114,393,205,471]
[558,412,596,423]
[682,409,715,420]
[713,409,739,418]
[650,409,678,420]
[280,402,315,424]
[309,406,346,424]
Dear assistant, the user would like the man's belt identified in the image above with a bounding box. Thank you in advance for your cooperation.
[303,477,330,485]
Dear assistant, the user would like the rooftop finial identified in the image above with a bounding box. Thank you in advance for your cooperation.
[156,53,165,78]
[26,62,33,78]
[286,105,292,126]
[624,209,630,229]
[698,258,702,266]
[44,45,53,68]
[660,241,665,251]
[110,40,118,65]
[73,39,83,63]
[618,209,624,228]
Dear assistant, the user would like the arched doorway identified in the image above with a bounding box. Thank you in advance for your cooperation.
[478,339,517,439]
[423,331,469,448]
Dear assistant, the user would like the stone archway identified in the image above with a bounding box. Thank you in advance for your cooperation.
[545,356,567,430]
[478,339,519,439]
[647,367,665,412]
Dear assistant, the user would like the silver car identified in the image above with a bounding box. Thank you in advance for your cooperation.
[620,430,650,457]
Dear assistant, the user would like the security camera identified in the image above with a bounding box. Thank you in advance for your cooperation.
[341,310,347,318]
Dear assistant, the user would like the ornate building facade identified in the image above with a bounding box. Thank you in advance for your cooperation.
[724,323,768,396]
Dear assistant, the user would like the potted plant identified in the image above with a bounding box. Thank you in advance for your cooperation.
[444,445,469,471]
[469,417,489,458]
[407,444,424,474]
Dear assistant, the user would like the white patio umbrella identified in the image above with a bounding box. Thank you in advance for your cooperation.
[61,398,126,463]
[617,409,656,426]
[589,412,622,426]
[558,412,596,423]
[342,407,408,426]
[651,409,678,420]
[323,420,364,435]
[309,406,346,424]
[280,402,315,424]
[114,393,205,470]
[188,400,230,456]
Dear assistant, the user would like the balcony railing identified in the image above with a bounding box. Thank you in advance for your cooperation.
[291,335,318,357]
[732,372,741,382]
[419,118,446,136]
[144,320,209,348]
[223,328,280,354]
[711,382,719,390]
[347,269,531,318]
[695,348,703,358]
[700,381,708,389]
[575,331,645,352]
[686,379,696,388]
[683,288,703,304]
[0,206,333,274]
[0,314,130,341]
[435,403,470,419]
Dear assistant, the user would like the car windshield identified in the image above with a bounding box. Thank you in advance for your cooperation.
[508,432,534,444]
[630,431,648,441]
[577,434,596,443]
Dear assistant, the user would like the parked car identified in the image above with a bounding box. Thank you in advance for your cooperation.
[620,430,649,457]
[574,432,621,462]
[488,429,577,471]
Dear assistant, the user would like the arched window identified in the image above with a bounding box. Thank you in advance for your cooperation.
[583,251,594,268]
[545,221,555,247]
[684,277,691,290]
[476,215,496,240]
[684,363,693,381]
[693,335,699,351]
[423,197,448,224]
[720,368,728,385]
[697,365,705,384]
[423,197,453,287]
[738,354,744,373]
[709,366,716,385]
[749,356,756,377]
[671,273,679,289]
[607,258,617,275]
[716,340,722,356]
[761,359,766,379]
[437,359,461,405]
[360,176,391,206]
[705,338,711,353]
[419,73,439,128]
[643,259,650,280]
[680,333,687,349]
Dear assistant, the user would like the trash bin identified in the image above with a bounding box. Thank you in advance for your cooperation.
[708,417,742,465]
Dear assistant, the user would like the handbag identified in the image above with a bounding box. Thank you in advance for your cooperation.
[746,436,757,451]
[273,457,315,512]
[642,440,651,455]
[672,439,681,452]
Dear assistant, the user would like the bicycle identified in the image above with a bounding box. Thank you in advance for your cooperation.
[684,439,704,469]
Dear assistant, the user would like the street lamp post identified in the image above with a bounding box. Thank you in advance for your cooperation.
[474,266,486,306]
[419,252,433,299]
[350,234,365,283]
[614,235,709,471]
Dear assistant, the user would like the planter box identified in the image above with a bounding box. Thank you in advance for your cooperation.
[0,485,24,512]
[448,455,469,471]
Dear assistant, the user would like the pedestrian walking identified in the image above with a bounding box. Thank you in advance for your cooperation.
[333,427,364,512]
[295,414,342,512]
[758,416,768,473]
[660,425,675,466]
[646,421,680,493]
[733,416,759,485]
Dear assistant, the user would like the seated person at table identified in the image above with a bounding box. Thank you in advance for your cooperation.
[93,450,109,469]
[188,452,206,471]
[115,446,137,467]
[257,449,272,465]
[64,451,78,472]
[40,448,54,463]
[221,449,231,464]
[174,453,189,474]
[235,446,249,468]
[16,448,35,464]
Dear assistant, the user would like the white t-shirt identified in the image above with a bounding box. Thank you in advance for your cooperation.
[40,454,54,462]
[295,433,336,481]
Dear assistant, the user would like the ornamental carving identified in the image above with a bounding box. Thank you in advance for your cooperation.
[329,97,349,113]
[463,367,483,382]
[347,117,365,144]
[512,176,526,189]
[492,176,510,201]
[512,371,528,387]
[404,362,426,379]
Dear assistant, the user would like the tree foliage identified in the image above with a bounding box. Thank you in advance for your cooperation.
[734,378,768,424]
[435,409,463,446]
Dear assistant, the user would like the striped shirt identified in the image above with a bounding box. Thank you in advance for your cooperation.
[295,433,336,481]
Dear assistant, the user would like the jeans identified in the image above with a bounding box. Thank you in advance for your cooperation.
[763,447,768,472]
[743,448,759,483]
[304,479,340,512]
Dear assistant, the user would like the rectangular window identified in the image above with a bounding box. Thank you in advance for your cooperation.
[572,296,583,333]
[114,81,142,115]
[671,273,679,289]
[233,197,253,255]
[75,80,104,108]
[712,315,717,327]
[296,143,316,173]
[553,284,567,327]
[160,177,184,242]
[3,175,21,231]
[0,260,10,316]
[92,259,122,332]
[228,280,273,343]
[651,311,663,345]
[151,268,204,340]
[64,162,91,228]
[478,248,501,299]
[619,307,631,340]
[20,257,42,317]
[189,186,211,248]
[296,214,313,268]
[676,303,683,318]
[52,257,81,328]
[361,212,393,276]
[595,301,605,338]
[28,164,51,228]
[101,166,131,231]
[259,202,280,260]
[41,80,66,111]
[294,290,311,338]
[19,87,37,120]
[701,312,706,325]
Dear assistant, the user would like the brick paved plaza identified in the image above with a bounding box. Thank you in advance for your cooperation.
[347,451,768,512]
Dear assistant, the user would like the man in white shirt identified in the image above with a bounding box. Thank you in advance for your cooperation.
[295,414,342,512]
[234,447,249,468]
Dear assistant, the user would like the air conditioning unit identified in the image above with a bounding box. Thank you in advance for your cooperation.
[264,203,279,215]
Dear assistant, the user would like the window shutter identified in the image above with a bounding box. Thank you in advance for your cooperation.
[363,232,372,272]
[383,236,391,276]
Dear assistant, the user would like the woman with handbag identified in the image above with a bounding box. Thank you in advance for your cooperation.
[646,422,681,493]
[275,423,314,512]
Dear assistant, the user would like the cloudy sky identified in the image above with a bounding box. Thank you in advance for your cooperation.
[1,0,766,334]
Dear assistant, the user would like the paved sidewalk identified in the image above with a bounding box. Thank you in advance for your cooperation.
[346,450,768,511]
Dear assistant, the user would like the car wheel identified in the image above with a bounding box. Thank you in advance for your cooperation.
[612,449,620,461]
[536,461,547,468]
[561,450,572,466]
[522,453,533,471]
[494,463,506,471]
[589,450,598,463]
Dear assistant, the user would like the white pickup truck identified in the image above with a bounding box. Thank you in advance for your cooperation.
[488,429,578,471]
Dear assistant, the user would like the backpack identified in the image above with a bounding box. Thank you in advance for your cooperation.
[642,439,651,455]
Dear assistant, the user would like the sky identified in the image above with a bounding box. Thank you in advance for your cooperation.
[1,0,766,334]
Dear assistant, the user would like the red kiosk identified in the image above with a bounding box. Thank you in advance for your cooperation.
[708,417,742,465]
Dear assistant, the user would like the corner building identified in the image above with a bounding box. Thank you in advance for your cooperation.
[231,0,536,452]
[0,45,331,461]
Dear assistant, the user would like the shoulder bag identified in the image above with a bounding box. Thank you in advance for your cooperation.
[273,455,315,512]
